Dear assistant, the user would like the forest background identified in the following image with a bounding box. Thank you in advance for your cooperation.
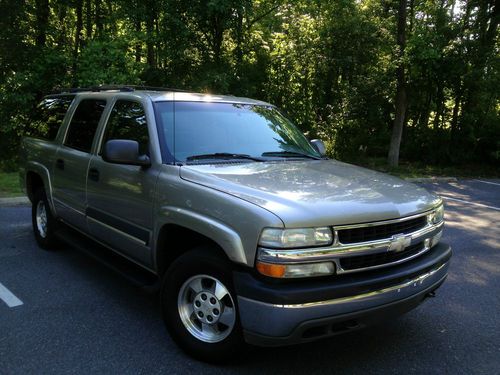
[0,0,498,174]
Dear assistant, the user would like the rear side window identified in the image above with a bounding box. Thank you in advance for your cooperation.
[28,96,74,140]
[64,99,106,153]
[101,100,149,155]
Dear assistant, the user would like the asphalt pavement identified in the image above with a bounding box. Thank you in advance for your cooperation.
[0,179,499,374]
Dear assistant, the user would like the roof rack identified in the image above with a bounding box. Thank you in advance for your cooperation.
[52,85,188,94]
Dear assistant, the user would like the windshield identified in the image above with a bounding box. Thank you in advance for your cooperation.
[154,101,321,163]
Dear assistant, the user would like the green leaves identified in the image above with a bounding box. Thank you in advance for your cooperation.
[75,38,142,86]
[0,0,498,170]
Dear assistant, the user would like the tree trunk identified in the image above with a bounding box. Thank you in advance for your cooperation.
[409,0,414,32]
[133,0,142,63]
[85,0,92,40]
[56,3,68,47]
[450,87,462,140]
[146,1,156,68]
[72,0,83,81]
[418,91,432,128]
[95,0,103,37]
[135,19,142,63]
[235,8,244,77]
[155,16,161,68]
[388,0,408,167]
[35,0,49,47]
[433,82,444,130]
[211,15,224,64]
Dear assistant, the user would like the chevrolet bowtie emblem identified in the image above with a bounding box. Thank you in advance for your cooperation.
[389,234,412,252]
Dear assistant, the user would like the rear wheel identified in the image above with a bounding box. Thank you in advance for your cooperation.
[32,187,60,249]
[161,247,244,363]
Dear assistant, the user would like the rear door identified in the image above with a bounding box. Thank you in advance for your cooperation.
[86,99,158,266]
[52,98,107,230]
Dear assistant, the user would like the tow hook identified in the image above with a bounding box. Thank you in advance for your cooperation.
[426,291,436,298]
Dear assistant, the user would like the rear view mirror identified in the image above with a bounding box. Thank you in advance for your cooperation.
[310,139,326,156]
[103,139,151,167]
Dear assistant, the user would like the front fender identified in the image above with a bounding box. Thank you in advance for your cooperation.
[155,206,247,265]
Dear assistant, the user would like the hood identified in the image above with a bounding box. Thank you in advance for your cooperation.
[180,160,441,227]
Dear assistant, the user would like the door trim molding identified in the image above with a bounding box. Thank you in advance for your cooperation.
[86,207,150,245]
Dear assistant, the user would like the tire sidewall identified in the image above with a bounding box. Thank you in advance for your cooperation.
[32,188,58,249]
[161,247,244,363]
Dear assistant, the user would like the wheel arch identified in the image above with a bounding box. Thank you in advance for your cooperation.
[154,207,248,276]
[25,162,56,214]
[155,224,226,276]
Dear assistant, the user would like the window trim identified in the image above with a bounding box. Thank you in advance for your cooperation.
[152,101,175,165]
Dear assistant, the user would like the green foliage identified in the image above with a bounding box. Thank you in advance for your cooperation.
[0,48,70,167]
[0,172,24,197]
[75,38,142,86]
[0,0,498,171]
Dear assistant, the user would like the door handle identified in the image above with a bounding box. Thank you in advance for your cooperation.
[88,168,100,182]
[56,159,64,170]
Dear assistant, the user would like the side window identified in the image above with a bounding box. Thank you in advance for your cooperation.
[101,100,149,155]
[64,99,107,153]
[28,96,74,140]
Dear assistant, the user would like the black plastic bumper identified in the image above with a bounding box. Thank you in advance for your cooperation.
[243,276,446,346]
[234,242,452,305]
[233,243,452,346]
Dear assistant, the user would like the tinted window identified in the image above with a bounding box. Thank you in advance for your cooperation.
[65,99,106,152]
[28,96,74,140]
[102,100,149,155]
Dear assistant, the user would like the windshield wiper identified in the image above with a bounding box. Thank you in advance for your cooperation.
[261,151,322,160]
[186,153,265,163]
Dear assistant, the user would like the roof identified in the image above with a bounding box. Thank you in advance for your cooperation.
[50,85,272,106]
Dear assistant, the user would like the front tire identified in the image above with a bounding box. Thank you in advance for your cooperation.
[161,247,244,363]
[32,187,60,250]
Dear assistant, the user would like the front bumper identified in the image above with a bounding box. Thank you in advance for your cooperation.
[234,242,451,346]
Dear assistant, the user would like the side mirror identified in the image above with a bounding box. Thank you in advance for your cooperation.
[310,139,326,156]
[103,139,151,167]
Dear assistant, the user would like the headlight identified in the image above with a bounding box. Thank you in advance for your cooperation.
[259,227,333,248]
[430,204,445,224]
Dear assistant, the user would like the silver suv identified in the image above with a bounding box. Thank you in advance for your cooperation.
[19,86,451,362]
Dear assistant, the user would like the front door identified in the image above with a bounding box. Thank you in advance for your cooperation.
[86,99,158,266]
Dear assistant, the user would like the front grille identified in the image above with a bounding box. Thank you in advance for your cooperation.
[340,242,425,270]
[337,216,427,244]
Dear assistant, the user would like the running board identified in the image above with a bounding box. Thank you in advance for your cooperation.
[55,224,160,290]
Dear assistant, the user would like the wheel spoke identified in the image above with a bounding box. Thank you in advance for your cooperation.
[36,201,48,238]
[188,277,203,293]
[218,306,234,326]
[213,281,228,300]
[185,303,195,318]
[201,322,218,335]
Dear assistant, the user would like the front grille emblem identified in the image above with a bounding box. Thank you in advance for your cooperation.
[389,234,412,252]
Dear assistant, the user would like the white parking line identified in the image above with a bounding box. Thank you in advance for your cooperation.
[441,196,500,211]
[0,282,23,308]
[474,179,500,187]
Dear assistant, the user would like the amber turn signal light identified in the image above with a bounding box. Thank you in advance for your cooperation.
[256,261,286,278]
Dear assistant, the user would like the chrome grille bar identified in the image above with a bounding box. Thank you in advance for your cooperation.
[257,209,444,274]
